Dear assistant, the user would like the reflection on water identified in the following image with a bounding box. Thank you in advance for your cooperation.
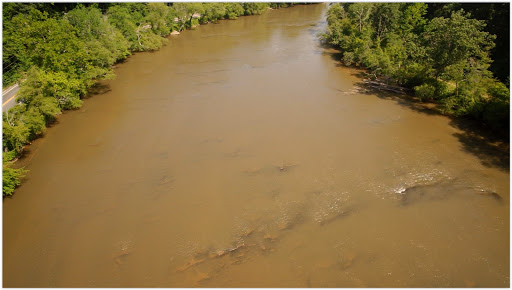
[3,4,509,287]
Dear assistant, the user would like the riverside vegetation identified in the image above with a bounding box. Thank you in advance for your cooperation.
[2,2,296,196]
[322,3,509,134]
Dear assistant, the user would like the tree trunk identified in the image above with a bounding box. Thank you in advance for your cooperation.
[378,15,382,38]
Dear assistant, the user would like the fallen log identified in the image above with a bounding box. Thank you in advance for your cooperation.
[363,79,411,94]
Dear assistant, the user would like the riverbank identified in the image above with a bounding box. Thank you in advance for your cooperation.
[2,3,304,196]
[322,3,509,137]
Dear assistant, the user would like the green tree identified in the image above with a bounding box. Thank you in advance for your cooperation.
[2,150,27,196]
[423,10,496,115]
[326,3,345,26]
[107,3,165,51]
[146,3,171,36]
[2,116,29,153]
[372,3,401,40]
[423,10,495,81]
[347,3,373,33]
[107,4,142,50]
[66,5,130,64]
[224,3,244,19]
[201,3,226,23]
[170,3,205,31]
[242,3,268,15]
[3,166,27,196]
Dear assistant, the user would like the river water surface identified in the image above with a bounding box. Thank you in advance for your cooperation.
[3,4,510,287]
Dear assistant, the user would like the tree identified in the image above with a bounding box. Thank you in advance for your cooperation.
[347,3,373,33]
[2,150,27,196]
[242,3,268,16]
[224,3,244,19]
[107,4,141,50]
[423,9,496,117]
[66,5,130,75]
[146,3,171,37]
[372,3,401,40]
[326,3,345,26]
[107,3,166,51]
[201,3,226,23]
[2,117,29,153]
[170,3,205,31]
[423,10,495,81]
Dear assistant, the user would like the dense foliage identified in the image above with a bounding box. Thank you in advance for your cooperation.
[425,3,509,85]
[322,3,509,133]
[2,150,26,196]
[2,2,297,196]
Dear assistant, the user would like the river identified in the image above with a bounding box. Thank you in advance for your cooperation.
[3,4,509,287]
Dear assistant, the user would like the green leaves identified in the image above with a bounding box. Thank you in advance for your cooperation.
[225,3,244,19]
[2,150,27,196]
[347,3,373,33]
[423,10,495,79]
[146,3,171,36]
[326,4,345,26]
[324,3,508,131]
[3,165,27,196]
[242,3,269,16]
[202,3,226,23]
[2,118,29,153]
[107,5,141,50]
[422,10,497,116]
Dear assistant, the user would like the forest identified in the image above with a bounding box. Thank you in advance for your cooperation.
[2,2,295,196]
[322,3,509,133]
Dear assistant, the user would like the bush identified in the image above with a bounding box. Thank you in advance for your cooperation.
[3,151,27,196]
[414,83,436,101]
[482,81,510,130]
[488,81,509,102]
[342,52,355,66]
[225,3,244,19]
[3,166,27,196]
[482,99,510,131]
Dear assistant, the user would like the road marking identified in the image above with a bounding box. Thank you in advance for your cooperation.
[2,84,18,95]
[3,93,17,106]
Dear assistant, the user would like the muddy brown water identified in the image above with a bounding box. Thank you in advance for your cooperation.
[3,4,509,287]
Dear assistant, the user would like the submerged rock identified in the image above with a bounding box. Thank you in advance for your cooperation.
[176,257,206,272]
[276,161,300,172]
[397,183,449,206]
[113,240,134,266]
[477,190,503,203]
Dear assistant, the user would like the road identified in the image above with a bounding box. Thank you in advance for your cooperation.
[3,83,19,113]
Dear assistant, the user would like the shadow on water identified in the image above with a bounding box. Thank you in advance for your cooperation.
[355,81,441,117]
[323,48,510,172]
[83,82,111,99]
[321,45,346,68]
[361,82,510,172]
[449,118,510,172]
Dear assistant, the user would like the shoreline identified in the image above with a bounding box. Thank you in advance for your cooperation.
[3,3,309,196]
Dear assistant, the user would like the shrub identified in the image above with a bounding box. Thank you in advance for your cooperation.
[414,83,436,101]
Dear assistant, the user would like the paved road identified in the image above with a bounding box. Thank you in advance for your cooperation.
[3,84,19,113]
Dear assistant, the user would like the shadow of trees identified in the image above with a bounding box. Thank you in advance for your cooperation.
[322,48,510,172]
[449,118,509,171]
[83,82,111,99]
